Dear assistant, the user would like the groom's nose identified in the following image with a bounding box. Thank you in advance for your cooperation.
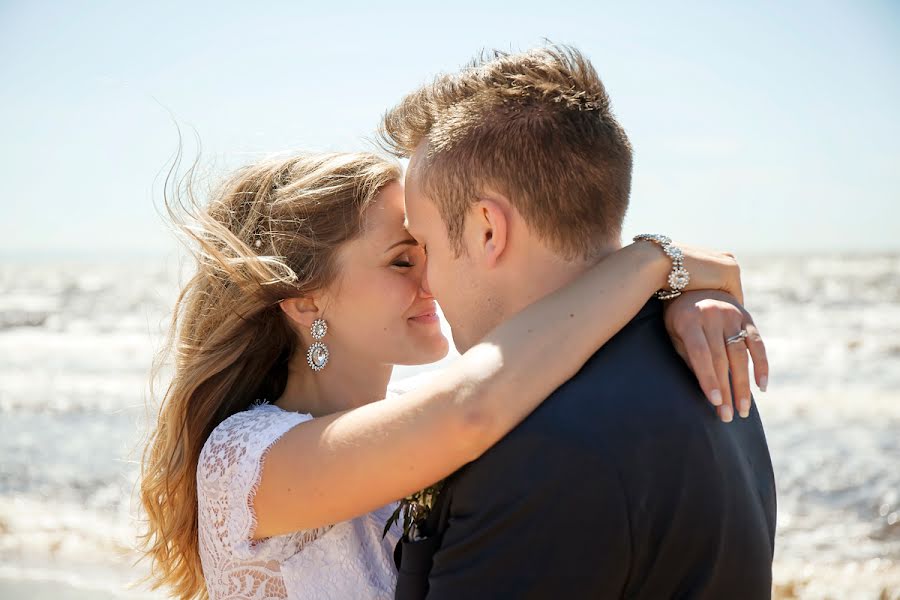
[419,268,433,298]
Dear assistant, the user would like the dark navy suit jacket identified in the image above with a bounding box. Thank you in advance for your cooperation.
[394,298,776,599]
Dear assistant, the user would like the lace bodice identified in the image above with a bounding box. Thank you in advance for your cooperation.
[197,402,403,599]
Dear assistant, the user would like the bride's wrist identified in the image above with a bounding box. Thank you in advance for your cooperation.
[628,239,672,286]
[631,235,690,299]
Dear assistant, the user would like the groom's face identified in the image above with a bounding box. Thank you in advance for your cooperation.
[403,154,496,353]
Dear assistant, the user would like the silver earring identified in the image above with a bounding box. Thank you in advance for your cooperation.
[307,318,329,372]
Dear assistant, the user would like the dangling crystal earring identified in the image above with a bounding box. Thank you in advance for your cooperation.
[307,318,329,372]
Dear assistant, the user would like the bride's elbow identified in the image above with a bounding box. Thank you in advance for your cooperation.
[445,402,493,465]
[447,382,502,464]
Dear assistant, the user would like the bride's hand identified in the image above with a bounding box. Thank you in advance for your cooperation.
[675,243,745,305]
[663,289,769,423]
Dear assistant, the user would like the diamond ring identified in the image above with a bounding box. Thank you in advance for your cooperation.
[725,329,749,345]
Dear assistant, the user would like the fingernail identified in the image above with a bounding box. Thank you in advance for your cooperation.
[710,389,723,406]
[720,404,733,423]
[759,376,768,392]
[738,398,750,418]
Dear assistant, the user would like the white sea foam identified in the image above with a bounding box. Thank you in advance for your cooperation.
[1,254,897,598]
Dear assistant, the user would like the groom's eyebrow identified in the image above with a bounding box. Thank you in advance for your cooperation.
[383,238,418,253]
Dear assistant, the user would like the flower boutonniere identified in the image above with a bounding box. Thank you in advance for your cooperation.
[382,479,446,541]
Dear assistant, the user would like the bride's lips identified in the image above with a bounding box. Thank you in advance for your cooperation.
[409,312,439,324]
[408,303,439,325]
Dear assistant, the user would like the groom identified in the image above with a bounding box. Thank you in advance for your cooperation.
[381,45,776,599]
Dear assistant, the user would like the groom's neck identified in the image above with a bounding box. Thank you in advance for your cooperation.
[496,238,623,324]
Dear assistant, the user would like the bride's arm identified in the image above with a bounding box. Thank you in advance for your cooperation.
[252,240,742,538]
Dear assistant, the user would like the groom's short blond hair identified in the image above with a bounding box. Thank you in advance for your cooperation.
[379,44,633,260]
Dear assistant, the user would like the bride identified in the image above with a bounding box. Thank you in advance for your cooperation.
[139,151,766,599]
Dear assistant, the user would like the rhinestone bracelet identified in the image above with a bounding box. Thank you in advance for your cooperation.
[632,234,691,300]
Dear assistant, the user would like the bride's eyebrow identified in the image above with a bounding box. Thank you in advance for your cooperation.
[383,238,418,254]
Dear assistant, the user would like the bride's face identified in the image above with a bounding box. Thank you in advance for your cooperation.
[316,180,450,366]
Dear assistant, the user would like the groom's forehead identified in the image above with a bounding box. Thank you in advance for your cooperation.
[401,183,432,239]
[405,141,431,183]
[402,162,426,211]
[402,189,421,233]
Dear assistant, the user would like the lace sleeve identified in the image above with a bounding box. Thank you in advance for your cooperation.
[197,404,332,564]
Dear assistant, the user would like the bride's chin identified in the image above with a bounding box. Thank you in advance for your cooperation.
[393,336,451,366]
[422,336,451,362]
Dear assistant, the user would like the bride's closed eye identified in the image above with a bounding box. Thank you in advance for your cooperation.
[391,243,427,269]
[392,257,416,269]
[391,249,420,269]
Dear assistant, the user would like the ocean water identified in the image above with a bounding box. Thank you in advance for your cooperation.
[0,252,898,599]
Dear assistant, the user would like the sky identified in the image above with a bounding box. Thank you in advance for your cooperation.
[1,0,898,258]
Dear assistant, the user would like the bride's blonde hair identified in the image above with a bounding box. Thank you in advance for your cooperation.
[139,146,400,599]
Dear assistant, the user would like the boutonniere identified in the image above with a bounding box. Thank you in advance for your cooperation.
[382,478,446,541]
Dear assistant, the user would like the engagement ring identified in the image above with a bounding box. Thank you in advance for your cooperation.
[725,329,749,345]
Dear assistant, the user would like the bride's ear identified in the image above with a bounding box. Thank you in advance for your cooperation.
[278,296,321,331]
[473,197,509,268]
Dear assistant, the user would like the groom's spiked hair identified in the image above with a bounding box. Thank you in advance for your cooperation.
[379,43,633,260]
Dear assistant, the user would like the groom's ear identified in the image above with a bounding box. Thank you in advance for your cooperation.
[472,197,509,269]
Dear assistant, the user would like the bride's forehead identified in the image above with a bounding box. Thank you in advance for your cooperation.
[359,186,411,240]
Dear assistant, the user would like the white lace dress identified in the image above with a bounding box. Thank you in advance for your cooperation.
[196,401,403,599]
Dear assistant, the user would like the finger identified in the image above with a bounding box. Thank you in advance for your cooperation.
[725,336,752,418]
[679,326,724,408]
[704,325,734,422]
[744,321,769,392]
